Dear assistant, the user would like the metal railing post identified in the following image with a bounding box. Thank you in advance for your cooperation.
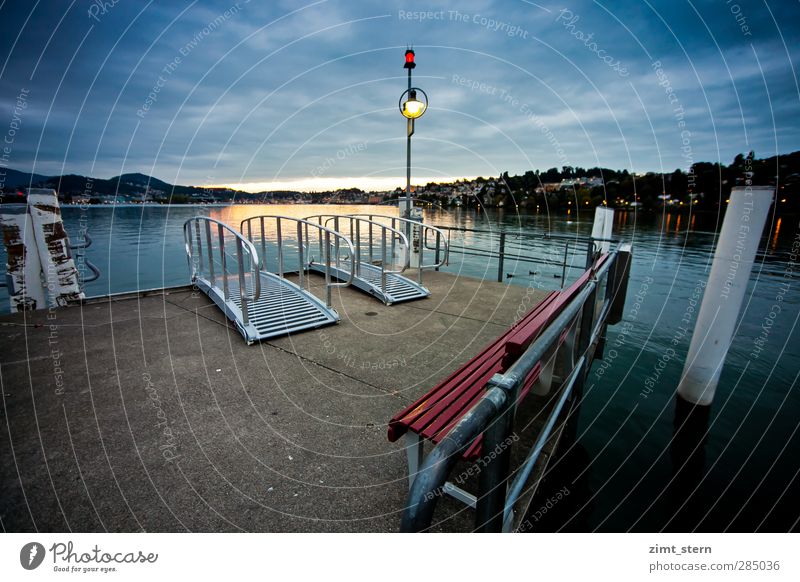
[194,220,203,275]
[497,232,506,283]
[276,218,284,278]
[236,237,249,326]
[324,230,332,307]
[205,220,215,286]
[435,233,441,272]
[256,217,264,271]
[297,222,305,289]
[218,224,229,301]
[381,229,388,300]
[561,241,569,289]
[476,374,517,532]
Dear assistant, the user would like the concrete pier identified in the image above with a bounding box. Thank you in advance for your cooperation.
[0,271,552,532]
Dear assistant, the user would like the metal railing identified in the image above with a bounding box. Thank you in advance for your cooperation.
[184,217,261,327]
[400,242,625,532]
[305,214,409,300]
[431,226,615,285]
[347,214,449,286]
[240,215,356,308]
[69,232,101,283]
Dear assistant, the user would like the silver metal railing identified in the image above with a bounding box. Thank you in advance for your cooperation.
[347,214,449,286]
[305,214,409,298]
[431,226,616,285]
[184,217,261,327]
[69,232,101,283]
[240,215,356,308]
[400,242,629,532]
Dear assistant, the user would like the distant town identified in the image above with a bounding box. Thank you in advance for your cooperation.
[1,150,798,212]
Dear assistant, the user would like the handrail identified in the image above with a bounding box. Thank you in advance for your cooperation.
[184,217,261,326]
[305,214,409,301]
[240,215,355,308]
[349,213,450,282]
[69,232,101,283]
[400,248,619,532]
[430,226,606,284]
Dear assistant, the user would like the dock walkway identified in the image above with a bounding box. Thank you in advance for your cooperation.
[0,271,551,532]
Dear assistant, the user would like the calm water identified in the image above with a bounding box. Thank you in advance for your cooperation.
[2,203,797,531]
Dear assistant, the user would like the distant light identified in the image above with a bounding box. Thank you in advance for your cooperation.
[725,199,730,203]
[781,198,787,202]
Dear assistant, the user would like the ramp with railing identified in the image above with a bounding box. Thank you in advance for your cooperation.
[185,217,347,344]
[305,214,448,305]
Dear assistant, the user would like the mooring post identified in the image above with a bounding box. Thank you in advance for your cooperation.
[669,186,773,526]
[676,186,773,407]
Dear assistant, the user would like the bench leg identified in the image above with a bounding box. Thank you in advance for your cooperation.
[405,432,424,488]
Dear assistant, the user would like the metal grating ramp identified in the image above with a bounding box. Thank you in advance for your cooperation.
[196,271,339,344]
[309,260,429,305]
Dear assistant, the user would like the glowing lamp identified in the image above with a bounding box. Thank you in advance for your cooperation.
[401,90,426,119]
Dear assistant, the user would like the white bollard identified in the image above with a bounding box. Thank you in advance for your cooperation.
[591,207,614,253]
[677,186,774,406]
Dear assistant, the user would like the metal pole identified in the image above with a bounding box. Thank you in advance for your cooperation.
[497,232,506,283]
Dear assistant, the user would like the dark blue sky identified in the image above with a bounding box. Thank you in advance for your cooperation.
[1,0,798,191]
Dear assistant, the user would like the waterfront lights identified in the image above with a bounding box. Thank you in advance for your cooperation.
[399,48,428,229]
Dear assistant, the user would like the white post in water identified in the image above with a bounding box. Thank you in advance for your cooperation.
[591,206,614,253]
[677,186,774,406]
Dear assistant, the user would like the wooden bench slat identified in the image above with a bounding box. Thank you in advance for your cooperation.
[387,291,559,442]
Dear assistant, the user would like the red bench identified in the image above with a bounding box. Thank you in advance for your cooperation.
[388,257,607,489]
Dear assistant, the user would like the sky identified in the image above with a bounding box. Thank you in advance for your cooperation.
[1,0,799,192]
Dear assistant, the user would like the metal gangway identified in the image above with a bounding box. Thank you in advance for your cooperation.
[185,217,352,344]
[304,214,448,305]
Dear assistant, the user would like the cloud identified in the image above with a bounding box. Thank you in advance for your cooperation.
[0,0,798,187]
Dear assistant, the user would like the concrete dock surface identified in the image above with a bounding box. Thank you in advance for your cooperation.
[1,271,557,532]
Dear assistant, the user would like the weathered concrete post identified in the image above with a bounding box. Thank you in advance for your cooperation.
[0,204,46,312]
[677,186,774,406]
[27,188,83,306]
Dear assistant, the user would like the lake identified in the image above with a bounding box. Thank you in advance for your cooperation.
[2,203,797,531]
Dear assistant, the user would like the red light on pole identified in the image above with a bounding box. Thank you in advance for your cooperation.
[404,49,415,69]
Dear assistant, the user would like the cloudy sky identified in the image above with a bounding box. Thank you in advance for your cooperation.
[1,0,798,191]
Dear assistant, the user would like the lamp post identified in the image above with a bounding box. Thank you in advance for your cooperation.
[399,49,428,248]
